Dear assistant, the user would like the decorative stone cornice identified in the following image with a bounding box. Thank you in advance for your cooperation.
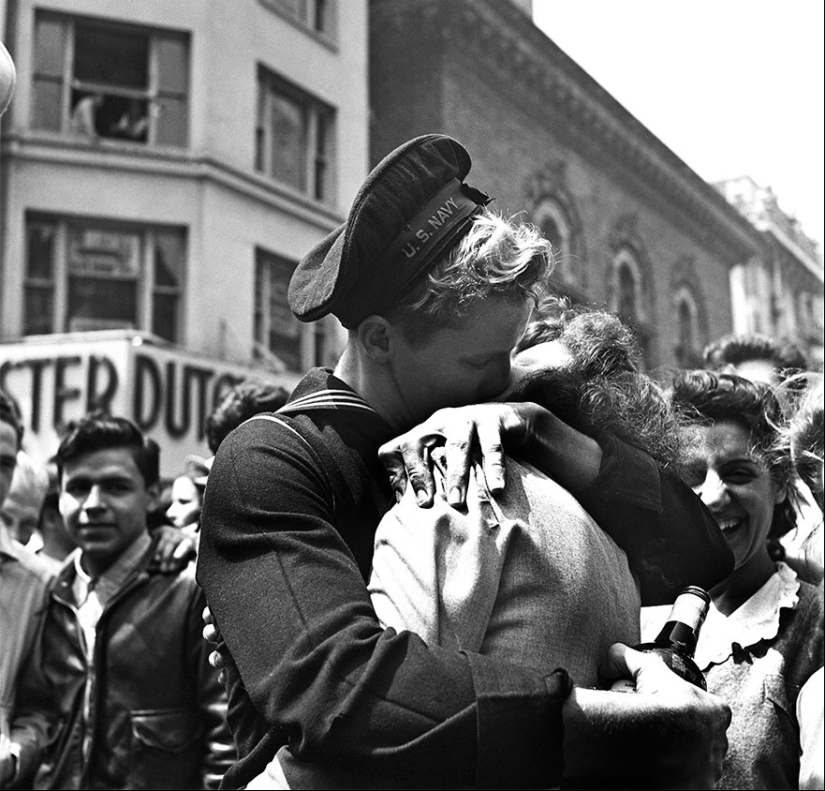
[374,0,763,264]
[1,133,344,232]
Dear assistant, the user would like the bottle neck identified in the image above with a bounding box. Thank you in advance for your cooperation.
[654,588,709,658]
[654,620,699,656]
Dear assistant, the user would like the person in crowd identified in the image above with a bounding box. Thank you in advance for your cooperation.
[703,332,808,390]
[198,134,731,789]
[1,450,48,549]
[784,372,824,515]
[0,390,54,788]
[167,463,208,531]
[704,332,820,583]
[641,371,823,790]
[205,380,291,455]
[12,412,233,789]
[36,488,76,569]
[777,372,824,583]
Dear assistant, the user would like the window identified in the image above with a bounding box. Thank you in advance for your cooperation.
[674,290,701,368]
[260,0,337,38]
[254,248,329,371]
[535,201,571,262]
[32,13,189,147]
[256,67,335,202]
[617,262,637,319]
[24,215,186,342]
[611,248,644,325]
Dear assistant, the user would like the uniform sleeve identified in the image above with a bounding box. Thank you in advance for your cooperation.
[197,420,569,789]
[574,433,735,605]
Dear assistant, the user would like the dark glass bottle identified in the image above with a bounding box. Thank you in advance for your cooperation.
[613,586,710,692]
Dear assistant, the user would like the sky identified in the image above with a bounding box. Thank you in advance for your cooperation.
[532,1,825,251]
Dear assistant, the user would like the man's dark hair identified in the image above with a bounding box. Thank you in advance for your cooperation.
[206,381,290,454]
[703,333,808,382]
[56,412,160,487]
[0,388,24,446]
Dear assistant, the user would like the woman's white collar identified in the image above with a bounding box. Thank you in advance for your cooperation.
[695,562,800,669]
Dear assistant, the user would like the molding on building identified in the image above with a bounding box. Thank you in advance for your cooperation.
[1,134,345,232]
[373,0,762,265]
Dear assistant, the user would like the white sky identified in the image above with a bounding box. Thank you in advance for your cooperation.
[532,0,825,250]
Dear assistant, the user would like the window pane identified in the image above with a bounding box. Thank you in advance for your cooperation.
[24,287,54,335]
[27,222,56,279]
[34,16,66,76]
[258,253,301,370]
[314,0,330,33]
[74,23,149,89]
[32,79,63,130]
[314,321,328,367]
[68,278,137,331]
[155,96,188,147]
[68,228,141,278]
[678,301,693,349]
[270,92,306,191]
[152,293,178,341]
[618,263,636,318]
[314,115,330,201]
[542,218,562,253]
[156,36,189,94]
[277,0,309,22]
[154,230,186,287]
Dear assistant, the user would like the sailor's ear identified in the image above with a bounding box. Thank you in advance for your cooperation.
[357,315,393,363]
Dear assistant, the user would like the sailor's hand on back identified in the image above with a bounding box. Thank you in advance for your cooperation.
[379,402,546,508]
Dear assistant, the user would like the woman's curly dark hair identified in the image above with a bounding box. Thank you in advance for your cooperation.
[513,308,679,470]
[668,370,796,558]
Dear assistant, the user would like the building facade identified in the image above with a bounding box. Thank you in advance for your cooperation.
[1,0,364,368]
[370,0,767,372]
[0,0,366,470]
[716,176,825,365]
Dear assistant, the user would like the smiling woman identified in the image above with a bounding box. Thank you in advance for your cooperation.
[642,371,824,790]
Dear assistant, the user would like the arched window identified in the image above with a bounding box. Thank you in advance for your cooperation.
[617,262,637,320]
[678,298,694,351]
[611,248,644,326]
[673,287,702,368]
[533,199,572,283]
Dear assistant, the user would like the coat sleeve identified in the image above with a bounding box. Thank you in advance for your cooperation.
[574,433,734,606]
[197,419,570,789]
[184,582,235,790]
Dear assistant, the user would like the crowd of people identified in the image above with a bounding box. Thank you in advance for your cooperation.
[1,133,822,790]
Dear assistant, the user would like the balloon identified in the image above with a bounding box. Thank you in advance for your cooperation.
[0,40,17,118]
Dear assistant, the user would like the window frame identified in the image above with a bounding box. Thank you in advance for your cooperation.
[255,65,336,204]
[23,214,186,342]
[31,11,190,148]
[674,285,701,367]
[254,246,330,371]
[258,0,338,43]
[611,247,646,325]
